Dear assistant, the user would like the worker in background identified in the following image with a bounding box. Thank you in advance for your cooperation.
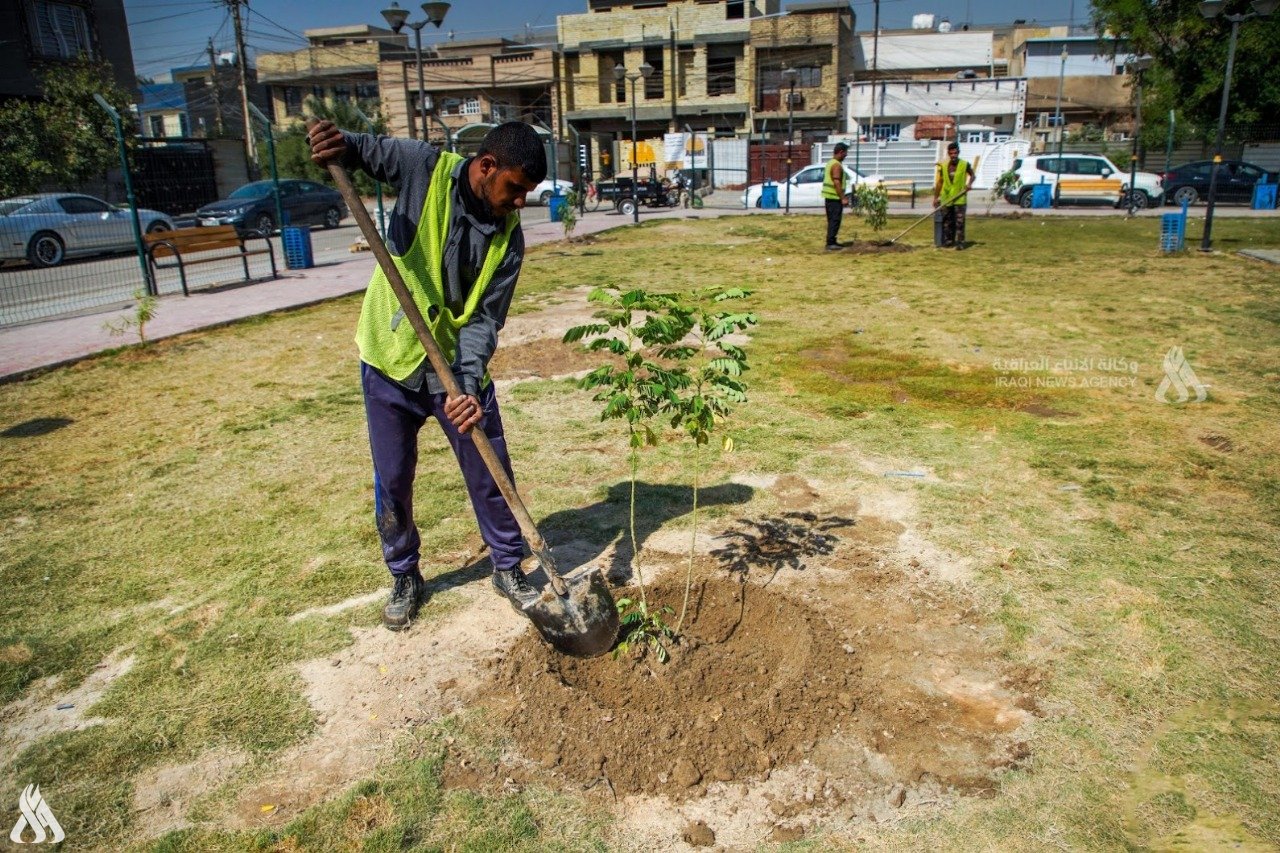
[934,141,975,250]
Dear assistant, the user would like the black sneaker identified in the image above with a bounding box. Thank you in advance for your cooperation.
[383,572,427,631]
[492,570,540,612]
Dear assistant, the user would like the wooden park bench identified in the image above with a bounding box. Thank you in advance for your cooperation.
[1056,178,1124,204]
[144,224,277,296]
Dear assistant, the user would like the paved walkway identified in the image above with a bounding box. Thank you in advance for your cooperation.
[1,194,1274,382]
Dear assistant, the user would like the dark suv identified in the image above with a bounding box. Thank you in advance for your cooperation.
[1162,160,1277,206]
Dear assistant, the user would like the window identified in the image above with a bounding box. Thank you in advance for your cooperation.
[356,83,379,100]
[598,53,624,104]
[25,0,93,60]
[871,123,900,141]
[1073,158,1108,175]
[58,196,110,215]
[644,47,664,100]
[1036,158,1061,173]
[461,97,481,116]
[794,167,823,184]
[283,87,303,117]
[707,47,739,97]
[148,115,165,138]
[726,0,744,19]
[440,97,461,115]
[1238,164,1264,181]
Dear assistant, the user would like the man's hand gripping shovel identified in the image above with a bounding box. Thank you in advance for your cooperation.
[309,121,619,657]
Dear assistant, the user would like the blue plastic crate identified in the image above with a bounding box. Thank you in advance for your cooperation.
[281,226,313,270]
[548,193,566,222]
[1253,183,1277,210]
[1160,212,1186,252]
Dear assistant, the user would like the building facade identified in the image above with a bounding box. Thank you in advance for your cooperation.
[2,0,137,101]
[257,25,403,127]
[376,38,558,143]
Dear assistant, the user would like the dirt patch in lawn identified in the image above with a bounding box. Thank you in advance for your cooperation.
[474,492,1041,846]
[843,241,914,254]
[490,337,603,383]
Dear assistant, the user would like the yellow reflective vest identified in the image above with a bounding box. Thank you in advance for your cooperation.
[355,150,518,382]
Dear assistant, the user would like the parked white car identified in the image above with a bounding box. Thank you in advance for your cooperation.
[0,193,174,268]
[1002,154,1165,208]
[742,164,882,208]
[524,179,571,205]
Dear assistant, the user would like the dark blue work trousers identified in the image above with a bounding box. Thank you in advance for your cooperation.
[361,362,524,578]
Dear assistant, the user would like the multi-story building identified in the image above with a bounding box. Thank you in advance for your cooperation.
[557,0,774,163]
[1,0,137,101]
[749,1,855,136]
[257,25,402,127]
[1009,31,1137,148]
[376,37,558,142]
[138,58,268,141]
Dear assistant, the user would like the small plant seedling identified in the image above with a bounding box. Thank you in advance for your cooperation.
[613,597,675,663]
[855,183,890,236]
[103,289,158,345]
[651,287,757,633]
[563,288,686,618]
[989,170,1021,214]
[561,188,580,241]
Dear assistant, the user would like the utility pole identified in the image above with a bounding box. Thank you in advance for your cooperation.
[227,0,258,171]
[669,15,678,133]
[206,38,225,136]
[869,0,879,142]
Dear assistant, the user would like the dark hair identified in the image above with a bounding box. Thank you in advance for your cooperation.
[947,142,960,151]
[476,122,547,183]
[833,142,849,153]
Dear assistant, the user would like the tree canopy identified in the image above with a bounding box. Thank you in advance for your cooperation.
[1092,0,1280,144]
[0,58,137,198]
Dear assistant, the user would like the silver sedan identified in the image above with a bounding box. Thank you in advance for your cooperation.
[0,193,174,268]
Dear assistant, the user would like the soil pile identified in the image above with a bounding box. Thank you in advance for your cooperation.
[496,577,859,799]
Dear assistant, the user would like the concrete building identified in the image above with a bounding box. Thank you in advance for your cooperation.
[1,0,137,101]
[137,60,268,141]
[257,25,403,126]
[1010,33,1137,148]
[557,0,778,172]
[750,1,856,135]
[376,38,558,142]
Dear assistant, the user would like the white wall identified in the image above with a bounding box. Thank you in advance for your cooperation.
[854,31,997,73]
[845,78,1027,138]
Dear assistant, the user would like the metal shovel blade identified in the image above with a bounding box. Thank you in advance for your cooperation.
[523,567,619,657]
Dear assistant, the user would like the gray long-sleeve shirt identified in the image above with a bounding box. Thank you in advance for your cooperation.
[340,131,524,397]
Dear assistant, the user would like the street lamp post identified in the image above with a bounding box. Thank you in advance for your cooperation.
[1126,56,1152,215]
[1197,0,1276,251]
[1053,44,1069,208]
[614,61,654,224]
[781,67,799,214]
[381,2,451,145]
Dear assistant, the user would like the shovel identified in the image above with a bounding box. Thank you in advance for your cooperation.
[318,143,620,658]
[879,187,967,246]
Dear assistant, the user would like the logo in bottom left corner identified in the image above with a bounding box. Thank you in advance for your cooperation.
[9,785,65,845]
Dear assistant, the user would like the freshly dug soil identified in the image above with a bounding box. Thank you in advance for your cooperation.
[496,577,859,799]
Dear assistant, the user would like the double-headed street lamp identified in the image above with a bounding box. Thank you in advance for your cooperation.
[1197,0,1276,251]
[381,1,451,144]
[613,61,654,224]
[1126,56,1152,215]
[781,66,799,214]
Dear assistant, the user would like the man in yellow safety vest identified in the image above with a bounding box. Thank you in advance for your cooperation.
[308,120,544,631]
[933,141,975,250]
[821,142,850,250]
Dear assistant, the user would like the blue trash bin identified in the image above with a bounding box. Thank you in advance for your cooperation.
[1252,182,1277,210]
[1031,183,1053,209]
[548,192,566,222]
[761,182,779,209]
[1160,212,1186,253]
[281,226,313,270]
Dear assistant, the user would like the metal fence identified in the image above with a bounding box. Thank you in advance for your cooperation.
[1,135,274,328]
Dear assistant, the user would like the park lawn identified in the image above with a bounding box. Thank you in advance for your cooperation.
[0,210,1277,850]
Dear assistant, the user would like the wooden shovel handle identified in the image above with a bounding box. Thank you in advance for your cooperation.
[314,127,567,596]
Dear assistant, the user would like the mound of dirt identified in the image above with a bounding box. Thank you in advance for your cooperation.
[496,577,859,799]
[492,550,1038,811]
